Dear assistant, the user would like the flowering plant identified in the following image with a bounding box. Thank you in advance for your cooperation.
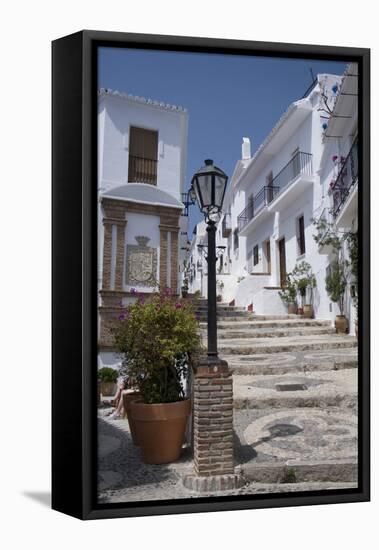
[112,289,201,404]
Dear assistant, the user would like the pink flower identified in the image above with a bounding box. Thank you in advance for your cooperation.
[175,302,182,309]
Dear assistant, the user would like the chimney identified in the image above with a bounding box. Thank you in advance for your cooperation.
[242,137,251,160]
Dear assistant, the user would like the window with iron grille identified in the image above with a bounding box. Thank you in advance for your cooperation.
[128,126,158,184]
[297,215,306,256]
[253,244,259,266]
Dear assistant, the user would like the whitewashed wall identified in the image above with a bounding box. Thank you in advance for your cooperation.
[98,93,188,199]
[213,72,352,323]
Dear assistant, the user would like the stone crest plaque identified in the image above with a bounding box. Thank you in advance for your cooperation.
[125,235,157,287]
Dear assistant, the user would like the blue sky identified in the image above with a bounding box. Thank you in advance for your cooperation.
[98,47,347,234]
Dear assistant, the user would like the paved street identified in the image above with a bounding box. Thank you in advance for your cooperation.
[98,305,358,503]
[98,405,357,503]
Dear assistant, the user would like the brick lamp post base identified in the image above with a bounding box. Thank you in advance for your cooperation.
[183,355,243,492]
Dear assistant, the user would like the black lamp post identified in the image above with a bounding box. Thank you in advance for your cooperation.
[190,159,228,358]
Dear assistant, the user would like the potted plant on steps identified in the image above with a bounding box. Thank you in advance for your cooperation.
[278,275,297,314]
[112,290,201,464]
[325,258,349,333]
[292,262,317,318]
[98,367,118,397]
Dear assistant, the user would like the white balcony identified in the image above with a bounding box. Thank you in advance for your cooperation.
[266,152,314,212]
[237,152,313,235]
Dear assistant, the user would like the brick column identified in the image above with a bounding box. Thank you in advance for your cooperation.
[114,220,127,291]
[159,227,168,288]
[170,230,179,294]
[102,220,113,290]
[183,356,242,492]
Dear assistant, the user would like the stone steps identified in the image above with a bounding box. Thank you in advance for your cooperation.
[196,306,246,313]
[198,315,300,322]
[232,370,357,410]
[194,305,358,487]
[203,326,336,339]
[197,312,252,320]
[197,313,311,322]
[217,334,357,355]
[226,349,358,375]
[200,319,332,330]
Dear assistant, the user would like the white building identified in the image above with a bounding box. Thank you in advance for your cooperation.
[189,66,358,333]
[317,63,358,331]
[97,89,189,366]
[184,221,209,297]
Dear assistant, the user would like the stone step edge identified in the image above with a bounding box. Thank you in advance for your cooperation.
[233,395,357,410]
[219,342,357,355]
[199,320,332,327]
[228,359,358,375]
[203,329,336,339]
[239,459,358,483]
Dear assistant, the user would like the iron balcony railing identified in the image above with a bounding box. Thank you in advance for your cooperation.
[128,155,158,185]
[331,139,358,218]
[271,151,313,193]
[237,151,312,232]
[222,213,232,237]
[237,185,279,231]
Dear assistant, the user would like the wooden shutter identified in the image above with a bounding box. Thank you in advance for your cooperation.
[128,127,158,184]
[129,127,158,159]
[298,215,306,255]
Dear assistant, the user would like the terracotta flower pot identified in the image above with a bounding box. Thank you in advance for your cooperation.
[335,315,348,334]
[288,303,297,314]
[122,391,142,445]
[100,382,117,397]
[131,399,191,464]
[303,304,313,318]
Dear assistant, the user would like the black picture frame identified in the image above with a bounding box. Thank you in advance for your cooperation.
[52,30,370,520]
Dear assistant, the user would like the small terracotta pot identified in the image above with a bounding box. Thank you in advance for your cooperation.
[335,315,348,334]
[100,382,117,397]
[131,399,191,464]
[122,391,142,445]
[303,305,313,318]
[288,303,297,314]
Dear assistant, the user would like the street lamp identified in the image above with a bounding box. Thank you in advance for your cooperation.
[190,159,228,358]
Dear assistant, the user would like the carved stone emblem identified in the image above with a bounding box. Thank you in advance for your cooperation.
[125,235,157,287]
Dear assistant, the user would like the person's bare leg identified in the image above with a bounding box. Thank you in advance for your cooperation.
[110,390,127,419]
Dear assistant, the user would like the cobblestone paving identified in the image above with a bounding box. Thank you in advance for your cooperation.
[233,407,357,463]
[233,369,358,410]
[98,408,357,503]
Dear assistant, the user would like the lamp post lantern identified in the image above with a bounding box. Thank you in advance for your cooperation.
[184,159,240,490]
[190,159,228,358]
